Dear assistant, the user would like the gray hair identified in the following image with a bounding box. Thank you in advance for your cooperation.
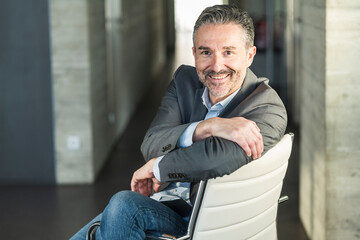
[193,5,255,48]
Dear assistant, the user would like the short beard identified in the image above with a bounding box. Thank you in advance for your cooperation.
[198,69,236,97]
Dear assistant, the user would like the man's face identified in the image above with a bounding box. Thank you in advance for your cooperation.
[193,23,256,104]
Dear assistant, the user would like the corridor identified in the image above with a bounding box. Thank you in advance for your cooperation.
[0,54,308,239]
[1,0,359,239]
[0,1,310,239]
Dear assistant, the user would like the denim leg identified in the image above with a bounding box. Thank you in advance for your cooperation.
[69,191,188,240]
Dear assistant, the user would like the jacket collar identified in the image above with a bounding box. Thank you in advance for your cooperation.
[189,87,208,122]
[220,68,261,117]
[189,68,262,121]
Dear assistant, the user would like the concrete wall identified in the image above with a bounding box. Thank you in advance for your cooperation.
[107,0,167,137]
[51,0,168,184]
[51,0,105,183]
[296,0,360,239]
[325,1,360,239]
[298,1,327,238]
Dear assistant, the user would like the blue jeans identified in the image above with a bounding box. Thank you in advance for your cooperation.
[70,191,189,240]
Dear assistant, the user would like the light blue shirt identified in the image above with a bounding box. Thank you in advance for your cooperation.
[151,87,240,205]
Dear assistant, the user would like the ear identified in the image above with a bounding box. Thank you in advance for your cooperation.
[246,46,256,67]
[192,47,196,57]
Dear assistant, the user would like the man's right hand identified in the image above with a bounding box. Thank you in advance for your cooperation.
[193,117,263,159]
[131,158,162,196]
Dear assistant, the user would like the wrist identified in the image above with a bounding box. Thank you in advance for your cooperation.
[147,158,156,174]
[193,118,216,142]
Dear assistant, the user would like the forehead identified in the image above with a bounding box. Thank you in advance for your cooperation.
[195,23,246,48]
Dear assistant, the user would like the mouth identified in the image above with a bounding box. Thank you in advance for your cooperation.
[203,69,234,83]
[205,72,232,84]
[208,74,230,81]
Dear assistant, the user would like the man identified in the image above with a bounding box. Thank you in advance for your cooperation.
[70,5,287,240]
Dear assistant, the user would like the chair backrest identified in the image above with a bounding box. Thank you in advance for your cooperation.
[188,133,294,240]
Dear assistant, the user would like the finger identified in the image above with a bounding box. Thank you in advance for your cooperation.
[251,120,260,132]
[138,181,145,195]
[152,177,161,192]
[255,144,262,159]
[153,184,160,192]
[255,133,263,158]
[147,179,153,196]
[141,181,150,196]
[130,176,137,192]
[250,128,263,158]
[249,141,258,160]
[131,183,135,192]
[153,182,162,192]
[253,141,261,159]
[250,123,261,138]
[143,180,151,196]
[258,135,264,154]
[241,142,252,157]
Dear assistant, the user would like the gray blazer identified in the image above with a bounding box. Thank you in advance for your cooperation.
[141,65,287,184]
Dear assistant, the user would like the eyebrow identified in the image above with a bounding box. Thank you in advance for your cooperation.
[223,46,236,50]
[197,46,236,50]
[198,46,210,50]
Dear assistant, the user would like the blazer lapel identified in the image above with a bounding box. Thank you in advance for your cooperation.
[189,87,208,122]
[220,69,260,118]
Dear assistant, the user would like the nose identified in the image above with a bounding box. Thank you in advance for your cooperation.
[210,53,224,73]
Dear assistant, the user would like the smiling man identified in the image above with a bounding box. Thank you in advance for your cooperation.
[70,5,287,240]
[194,24,254,103]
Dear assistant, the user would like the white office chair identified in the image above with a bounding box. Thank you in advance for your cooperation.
[147,133,294,240]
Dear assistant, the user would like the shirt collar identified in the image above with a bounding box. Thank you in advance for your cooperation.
[201,87,240,111]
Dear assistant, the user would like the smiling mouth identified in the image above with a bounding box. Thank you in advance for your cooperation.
[209,74,230,80]
[204,69,234,82]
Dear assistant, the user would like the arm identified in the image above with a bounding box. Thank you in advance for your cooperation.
[155,84,287,182]
[141,66,287,183]
[193,117,263,159]
[140,68,263,162]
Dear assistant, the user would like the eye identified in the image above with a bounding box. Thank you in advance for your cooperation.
[225,51,233,56]
[200,51,211,56]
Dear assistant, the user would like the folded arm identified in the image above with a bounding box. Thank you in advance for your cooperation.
[193,117,263,159]
[138,67,287,187]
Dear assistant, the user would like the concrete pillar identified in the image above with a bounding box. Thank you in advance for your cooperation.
[50,0,168,184]
[325,1,360,239]
[50,0,110,183]
[298,0,360,239]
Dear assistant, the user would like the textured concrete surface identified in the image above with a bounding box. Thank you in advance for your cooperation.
[50,0,168,184]
[297,0,360,239]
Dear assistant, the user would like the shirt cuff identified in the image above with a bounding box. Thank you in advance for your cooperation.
[153,155,164,182]
[179,121,201,148]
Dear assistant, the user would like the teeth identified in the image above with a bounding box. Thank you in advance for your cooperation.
[211,75,228,79]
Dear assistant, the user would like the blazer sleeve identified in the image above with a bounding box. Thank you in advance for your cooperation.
[155,83,288,183]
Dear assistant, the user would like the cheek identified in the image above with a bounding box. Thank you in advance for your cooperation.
[227,59,246,71]
[195,57,211,69]
[195,62,204,71]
